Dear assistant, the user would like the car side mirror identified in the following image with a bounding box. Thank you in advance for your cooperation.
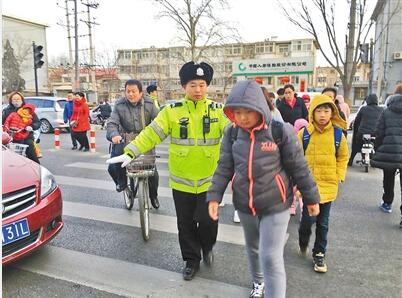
[2,131,11,145]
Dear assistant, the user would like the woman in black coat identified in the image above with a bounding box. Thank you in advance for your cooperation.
[348,94,383,166]
[371,94,402,227]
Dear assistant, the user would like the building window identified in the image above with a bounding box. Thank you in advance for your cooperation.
[292,41,302,51]
[353,76,360,82]
[317,77,327,83]
[225,45,242,56]
[124,51,131,59]
[278,45,289,53]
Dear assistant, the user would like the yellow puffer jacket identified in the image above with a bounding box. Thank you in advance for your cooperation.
[298,94,349,203]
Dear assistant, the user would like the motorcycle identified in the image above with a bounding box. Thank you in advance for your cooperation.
[357,134,375,172]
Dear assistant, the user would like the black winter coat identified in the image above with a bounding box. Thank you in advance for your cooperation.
[276,97,308,125]
[354,95,384,136]
[371,94,402,170]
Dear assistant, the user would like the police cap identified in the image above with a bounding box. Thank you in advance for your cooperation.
[179,61,214,86]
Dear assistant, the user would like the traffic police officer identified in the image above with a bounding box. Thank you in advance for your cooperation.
[146,84,160,109]
[107,61,229,281]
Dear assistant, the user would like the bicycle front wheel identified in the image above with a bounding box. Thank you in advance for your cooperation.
[138,178,150,241]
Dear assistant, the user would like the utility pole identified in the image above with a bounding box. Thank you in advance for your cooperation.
[74,0,80,92]
[64,0,73,67]
[82,1,99,101]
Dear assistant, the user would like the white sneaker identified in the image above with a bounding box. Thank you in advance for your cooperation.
[250,282,264,298]
[233,210,240,223]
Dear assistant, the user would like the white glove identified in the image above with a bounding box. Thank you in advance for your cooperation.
[25,126,33,132]
[106,154,132,167]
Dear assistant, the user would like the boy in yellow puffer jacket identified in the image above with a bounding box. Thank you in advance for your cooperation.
[297,94,349,273]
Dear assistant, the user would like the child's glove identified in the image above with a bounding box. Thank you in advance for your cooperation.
[25,126,33,132]
[106,154,132,167]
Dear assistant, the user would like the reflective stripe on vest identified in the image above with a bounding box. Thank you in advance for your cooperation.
[126,143,141,157]
[150,121,167,141]
[197,137,221,146]
[170,174,212,187]
[171,137,196,146]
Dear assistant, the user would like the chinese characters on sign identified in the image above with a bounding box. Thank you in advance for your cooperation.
[233,57,314,76]
[249,61,307,69]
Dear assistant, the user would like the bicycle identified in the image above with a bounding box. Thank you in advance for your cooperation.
[125,154,157,241]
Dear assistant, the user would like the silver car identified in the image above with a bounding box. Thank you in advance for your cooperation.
[24,97,69,133]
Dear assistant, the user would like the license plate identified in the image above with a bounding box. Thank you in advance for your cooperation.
[2,218,30,246]
[361,148,372,154]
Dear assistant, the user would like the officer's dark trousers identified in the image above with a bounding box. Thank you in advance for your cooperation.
[108,142,158,198]
[172,189,218,266]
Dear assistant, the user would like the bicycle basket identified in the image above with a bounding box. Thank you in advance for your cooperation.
[126,155,156,175]
[8,143,29,156]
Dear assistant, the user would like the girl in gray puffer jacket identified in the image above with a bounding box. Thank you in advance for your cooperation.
[207,80,320,298]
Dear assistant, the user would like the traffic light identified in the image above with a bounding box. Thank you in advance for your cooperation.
[33,44,44,69]
[360,43,369,64]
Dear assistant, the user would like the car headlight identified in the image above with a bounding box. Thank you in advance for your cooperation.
[40,166,57,199]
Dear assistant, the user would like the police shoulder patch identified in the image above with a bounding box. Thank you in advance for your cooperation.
[209,102,223,109]
[170,102,183,108]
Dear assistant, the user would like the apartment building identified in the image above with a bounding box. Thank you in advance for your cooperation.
[116,38,318,102]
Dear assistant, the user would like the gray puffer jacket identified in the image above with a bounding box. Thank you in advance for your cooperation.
[207,80,320,215]
[106,96,159,141]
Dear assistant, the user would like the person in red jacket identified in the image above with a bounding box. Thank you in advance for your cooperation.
[4,104,35,140]
[3,103,40,163]
[70,92,90,151]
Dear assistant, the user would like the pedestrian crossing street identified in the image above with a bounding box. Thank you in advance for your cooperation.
[11,143,255,297]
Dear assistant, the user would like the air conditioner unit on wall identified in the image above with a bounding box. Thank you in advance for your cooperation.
[393,52,402,60]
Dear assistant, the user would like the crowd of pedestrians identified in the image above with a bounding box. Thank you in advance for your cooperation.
[3,59,401,298]
[103,56,401,298]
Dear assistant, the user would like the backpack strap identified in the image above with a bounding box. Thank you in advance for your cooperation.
[302,126,343,157]
[228,121,283,146]
[333,127,342,157]
[271,120,283,146]
[229,124,239,144]
[302,127,310,154]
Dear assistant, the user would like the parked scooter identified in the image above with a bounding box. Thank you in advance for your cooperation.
[356,134,376,172]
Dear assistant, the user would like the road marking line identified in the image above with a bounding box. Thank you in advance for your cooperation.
[55,175,233,205]
[14,245,249,298]
[63,201,245,245]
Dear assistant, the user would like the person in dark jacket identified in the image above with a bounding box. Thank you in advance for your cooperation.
[63,91,78,149]
[2,91,40,163]
[371,94,402,228]
[106,79,160,209]
[99,99,112,118]
[348,94,383,166]
[207,80,320,298]
[276,84,308,125]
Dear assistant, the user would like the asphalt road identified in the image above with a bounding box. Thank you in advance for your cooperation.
[2,128,402,298]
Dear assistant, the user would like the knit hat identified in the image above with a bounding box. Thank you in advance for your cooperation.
[179,61,213,86]
[301,94,311,103]
[294,118,308,132]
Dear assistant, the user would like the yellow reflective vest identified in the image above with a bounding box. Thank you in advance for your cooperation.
[124,95,229,194]
[149,95,160,109]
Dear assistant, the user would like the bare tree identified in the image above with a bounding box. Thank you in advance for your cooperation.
[277,0,399,102]
[152,0,240,62]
